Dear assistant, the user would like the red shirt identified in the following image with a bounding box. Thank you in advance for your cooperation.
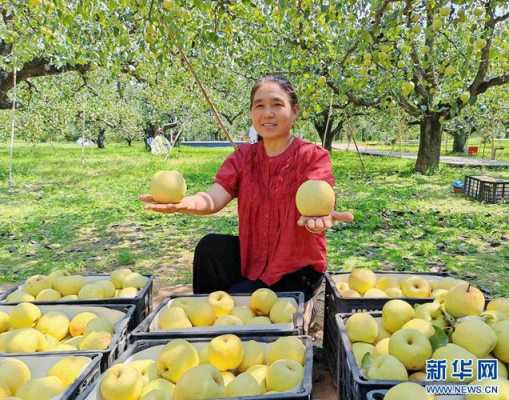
[214,137,335,285]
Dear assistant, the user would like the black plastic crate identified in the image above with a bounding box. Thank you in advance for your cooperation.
[0,303,135,371]
[336,312,403,400]
[323,271,452,386]
[77,335,314,400]
[0,352,103,399]
[130,291,305,342]
[0,273,153,329]
[464,175,509,203]
[366,390,386,400]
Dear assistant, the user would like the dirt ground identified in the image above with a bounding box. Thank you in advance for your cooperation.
[0,281,337,400]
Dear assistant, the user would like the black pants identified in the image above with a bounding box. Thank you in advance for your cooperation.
[193,234,324,302]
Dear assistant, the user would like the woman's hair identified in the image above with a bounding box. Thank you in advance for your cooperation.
[250,76,299,109]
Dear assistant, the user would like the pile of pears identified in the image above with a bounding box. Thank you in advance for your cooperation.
[157,288,297,330]
[0,302,117,353]
[0,356,92,400]
[98,334,306,400]
[5,268,148,303]
[336,268,469,299]
[343,282,509,397]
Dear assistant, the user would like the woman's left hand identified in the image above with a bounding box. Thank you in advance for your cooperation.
[297,211,354,234]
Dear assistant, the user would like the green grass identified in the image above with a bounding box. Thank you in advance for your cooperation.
[1,142,508,295]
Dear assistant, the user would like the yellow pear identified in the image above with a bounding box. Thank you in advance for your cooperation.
[69,312,98,337]
[266,336,305,365]
[401,318,435,337]
[16,376,65,400]
[384,382,433,400]
[231,306,255,324]
[382,299,415,333]
[365,354,408,381]
[250,288,278,316]
[348,268,376,295]
[481,310,507,326]
[247,316,272,325]
[342,289,362,298]
[487,298,509,318]
[452,318,497,357]
[157,339,199,383]
[414,302,447,329]
[6,290,34,303]
[61,295,79,301]
[493,320,509,363]
[0,358,31,393]
[123,272,148,289]
[269,299,297,323]
[78,283,105,300]
[375,318,390,342]
[238,340,265,372]
[374,338,390,356]
[150,170,186,204]
[195,344,209,364]
[364,288,388,298]
[432,343,477,382]
[221,371,235,386]
[376,276,399,291]
[140,378,175,399]
[35,288,62,301]
[246,364,268,389]
[79,331,112,350]
[444,283,485,318]
[185,301,216,327]
[385,287,403,297]
[9,303,41,329]
[24,275,51,296]
[266,359,304,392]
[352,342,375,365]
[53,275,86,296]
[117,287,138,298]
[140,389,167,400]
[97,280,116,297]
[100,364,143,400]
[400,276,431,298]
[173,364,224,400]
[159,306,192,329]
[0,382,10,398]
[208,334,244,371]
[110,268,132,289]
[432,288,448,299]
[36,311,70,340]
[208,291,234,317]
[389,329,432,371]
[48,270,68,287]
[213,315,243,326]
[431,277,466,290]
[409,371,426,382]
[225,372,264,396]
[48,356,90,387]
[295,179,335,217]
[84,317,114,335]
[5,328,45,352]
[336,281,350,292]
[129,359,159,385]
[0,312,9,333]
[346,312,378,344]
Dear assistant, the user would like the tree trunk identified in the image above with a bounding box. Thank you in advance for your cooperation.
[97,128,105,149]
[415,113,442,174]
[126,138,132,146]
[452,131,469,153]
[313,109,344,152]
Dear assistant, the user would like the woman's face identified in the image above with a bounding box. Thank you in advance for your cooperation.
[250,82,298,141]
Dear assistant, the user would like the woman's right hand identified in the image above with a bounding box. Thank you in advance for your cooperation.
[139,194,197,214]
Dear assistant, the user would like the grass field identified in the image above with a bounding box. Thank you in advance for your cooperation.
[1,142,508,295]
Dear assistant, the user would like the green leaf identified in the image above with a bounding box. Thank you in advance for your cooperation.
[430,325,449,351]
